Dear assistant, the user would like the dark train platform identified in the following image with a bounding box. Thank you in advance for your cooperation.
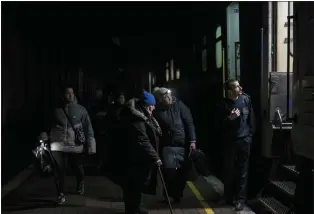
[1,166,255,214]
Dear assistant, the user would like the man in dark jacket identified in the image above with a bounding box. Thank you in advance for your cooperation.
[120,91,162,214]
[107,92,126,123]
[88,89,107,164]
[153,87,196,203]
[102,92,127,169]
[218,79,255,211]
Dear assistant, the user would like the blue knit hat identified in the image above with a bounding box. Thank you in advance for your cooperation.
[142,91,156,105]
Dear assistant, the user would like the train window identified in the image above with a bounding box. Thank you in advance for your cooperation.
[176,68,181,80]
[216,41,222,68]
[270,1,294,119]
[148,72,152,92]
[202,49,207,72]
[166,69,169,82]
[216,26,222,39]
[170,59,174,80]
[216,26,222,68]
[276,1,294,74]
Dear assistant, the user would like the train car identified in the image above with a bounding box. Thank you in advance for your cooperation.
[228,2,314,213]
[149,2,313,213]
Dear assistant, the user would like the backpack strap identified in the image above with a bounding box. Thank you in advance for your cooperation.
[62,108,76,130]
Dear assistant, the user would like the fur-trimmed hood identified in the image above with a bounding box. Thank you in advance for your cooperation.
[126,98,147,121]
[125,98,162,136]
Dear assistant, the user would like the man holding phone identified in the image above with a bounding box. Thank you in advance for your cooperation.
[218,79,255,211]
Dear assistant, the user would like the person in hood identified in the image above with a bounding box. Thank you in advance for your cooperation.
[39,85,96,205]
[119,91,162,214]
[152,87,196,203]
[101,92,127,170]
[107,92,126,122]
[218,79,255,211]
[89,88,106,115]
[87,88,107,163]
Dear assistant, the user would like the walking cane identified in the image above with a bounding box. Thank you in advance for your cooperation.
[157,166,174,214]
[153,124,173,214]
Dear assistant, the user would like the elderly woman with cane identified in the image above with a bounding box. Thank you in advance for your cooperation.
[119,91,169,214]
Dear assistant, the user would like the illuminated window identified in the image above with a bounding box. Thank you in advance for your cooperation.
[216,26,222,68]
[170,59,174,80]
[276,2,294,74]
[176,69,180,79]
[148,72,152,90]
[202,49,207,72]
[216,41,222,68]
[165,61,170,82]
[216,26,221,38]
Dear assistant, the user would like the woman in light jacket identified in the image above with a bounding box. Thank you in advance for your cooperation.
[40,85,96,204]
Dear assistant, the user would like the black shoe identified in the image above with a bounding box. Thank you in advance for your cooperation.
[217,198,234,206]
[161,198,179,204]
[138,207,149,214]
[235,201,245,211]
[76,181,84,195]
[160,199,169,204]
[125,207,148,214]
[172,198,181,204]
[56,193,66,205]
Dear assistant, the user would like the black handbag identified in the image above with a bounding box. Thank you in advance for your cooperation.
[62,109,86,146]
[185,157,199,181]
[189,149,210,177]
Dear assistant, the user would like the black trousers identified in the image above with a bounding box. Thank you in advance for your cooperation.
[161,146,187,200]
[51,151,84,195]
[223,138,250,203]
[163,168,186,200]
[122,166,150,214]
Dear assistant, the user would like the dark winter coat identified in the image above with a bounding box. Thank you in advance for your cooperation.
[118,99,162,194]
[218,93,255,143]
[154,96,196,148]
[154,96,196,169]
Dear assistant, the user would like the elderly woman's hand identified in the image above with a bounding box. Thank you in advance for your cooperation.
[190,142,196,151]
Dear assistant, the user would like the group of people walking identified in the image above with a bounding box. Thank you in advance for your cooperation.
[38,78,255,213]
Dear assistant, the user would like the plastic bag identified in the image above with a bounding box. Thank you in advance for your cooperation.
[32,140,55,178]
